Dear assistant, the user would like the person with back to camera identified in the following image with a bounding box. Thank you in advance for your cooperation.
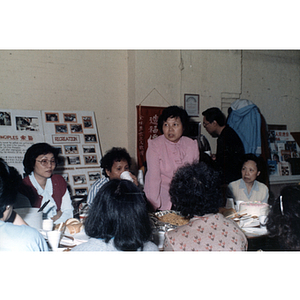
[226,153,269,204]
[163,161,248,251]
[19,143,73,224]
[87,147,138,207]
[72,179,158,251]
[0,158,49,251]
[144,106,199,211]
[202,107,245,191]
[266,185,300,251]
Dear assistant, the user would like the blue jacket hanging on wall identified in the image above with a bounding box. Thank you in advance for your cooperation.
[227,99,261,156]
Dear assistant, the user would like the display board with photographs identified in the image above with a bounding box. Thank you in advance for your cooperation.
[0,109,102,196]
[268,130,300,176]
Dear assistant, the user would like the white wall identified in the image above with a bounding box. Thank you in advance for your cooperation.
[0,50,129,156]
[240,50,300,132]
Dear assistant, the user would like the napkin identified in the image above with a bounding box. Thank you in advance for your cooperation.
[239,218,260,228]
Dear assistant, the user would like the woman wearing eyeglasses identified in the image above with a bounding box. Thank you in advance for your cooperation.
[19,143,73,224]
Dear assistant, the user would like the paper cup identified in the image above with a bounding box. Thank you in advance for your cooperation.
[42,219,54,231]
[152,231,165,250]
[225,198,234,209]
[235,201,244,212]
[259,215,268,228]
[120,171,134,182]
[46,231,62,250]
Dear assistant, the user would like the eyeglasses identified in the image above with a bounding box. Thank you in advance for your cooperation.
[203,122,211,128]
[36,159,56,167]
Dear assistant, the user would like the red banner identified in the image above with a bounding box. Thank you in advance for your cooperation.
[136,105,166,169]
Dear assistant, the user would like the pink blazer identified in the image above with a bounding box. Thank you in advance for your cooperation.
[144,135,199,211]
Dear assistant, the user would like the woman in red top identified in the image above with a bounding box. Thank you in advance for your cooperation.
[20,143,73,224]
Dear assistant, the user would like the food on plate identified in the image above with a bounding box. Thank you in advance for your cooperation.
[55,218,83,235]
[239,202,269,217]
[158,213,189,226]
[219,207,236,218]
[65,218,83,235]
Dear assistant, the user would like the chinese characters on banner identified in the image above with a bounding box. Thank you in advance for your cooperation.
[136,105,166,169]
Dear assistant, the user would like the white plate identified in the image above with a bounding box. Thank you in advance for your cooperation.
[240,218,260,228]
[242,227,268,237]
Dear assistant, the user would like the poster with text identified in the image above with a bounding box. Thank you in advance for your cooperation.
[0,109,102,197]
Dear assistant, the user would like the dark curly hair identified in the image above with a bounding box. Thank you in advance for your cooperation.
[266,185,300,250]
[0,158,22,218]
[169,161,222,218]
[100,147,132,178]
[157,106,190,135]
[23,143,60,176]
[84,179,152,251]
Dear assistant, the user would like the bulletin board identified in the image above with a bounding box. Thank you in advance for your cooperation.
[0,109,102,197]
[268,129,300,176]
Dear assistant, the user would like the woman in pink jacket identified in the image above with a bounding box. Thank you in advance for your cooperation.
[144,106,199,211]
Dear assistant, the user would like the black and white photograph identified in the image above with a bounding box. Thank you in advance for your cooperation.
[73,174,87,185]
[83,145,96,153]
[64,145,79,154]
[88,171,101,181]
[55,124,68,134]
[74,187,88,196]
[16,116,39,131]
[45,112,59,122]
[0,111,11,126]
[82,116,93,128]
[70,124,83,133]
[63,113,77,122]
[67,156,81,165]
[84,155,98,164]
[84,134,97,143]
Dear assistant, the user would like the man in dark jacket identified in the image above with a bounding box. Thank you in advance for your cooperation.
[202,107,245,200]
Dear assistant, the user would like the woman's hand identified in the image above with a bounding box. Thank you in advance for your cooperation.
[129,173,139,186]
[51,210,63,222]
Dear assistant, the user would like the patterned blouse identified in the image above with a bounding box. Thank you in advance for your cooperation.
[164,213,248,251]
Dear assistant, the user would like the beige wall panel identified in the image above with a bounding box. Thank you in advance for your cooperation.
[0,50,129,156]
[240,50,300,132]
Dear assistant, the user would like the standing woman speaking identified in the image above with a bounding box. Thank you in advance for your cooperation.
[144,106,199,211]
[20,143,73,224]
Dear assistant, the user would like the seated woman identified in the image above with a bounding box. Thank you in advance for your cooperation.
[72,179,158,251]
[226,153,269,204]
[164,162,247,251]
[20,143,73,224]
[87,147,138,207]
[0,158,49,251]
[144,106,199,211]
[266,185,300,250]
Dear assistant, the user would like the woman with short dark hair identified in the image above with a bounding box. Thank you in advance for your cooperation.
[20,142,73,224]
[164,162,247,251]
[87,147,138,207]
[72,179,158,251]
[226,153,269,204]
[144,106,199,211]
